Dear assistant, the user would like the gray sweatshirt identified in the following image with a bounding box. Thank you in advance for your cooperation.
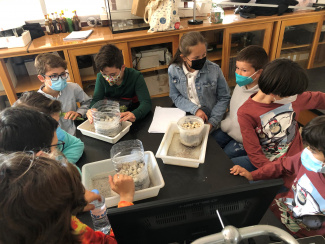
[38,83,91,135]
[220,84,259,143]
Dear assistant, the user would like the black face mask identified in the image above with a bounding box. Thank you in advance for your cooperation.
[187,56,206,70]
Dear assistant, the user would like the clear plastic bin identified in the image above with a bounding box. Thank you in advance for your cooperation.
[110,139,150,191]
[177,116,205,147]
[91,100,122,137]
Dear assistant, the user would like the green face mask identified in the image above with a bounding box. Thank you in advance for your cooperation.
[235,70,258,87]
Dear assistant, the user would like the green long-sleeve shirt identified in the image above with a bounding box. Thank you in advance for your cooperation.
[90,67,152,120]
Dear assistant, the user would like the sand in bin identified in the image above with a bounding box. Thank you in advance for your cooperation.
[167,133,201,159]
[91,172,118,198]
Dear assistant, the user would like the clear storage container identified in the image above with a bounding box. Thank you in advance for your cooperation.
[91,100,122,137]
[177,116,205,147]
[110,139,150,191]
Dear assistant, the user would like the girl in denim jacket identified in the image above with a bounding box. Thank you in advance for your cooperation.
[168,32,230,131]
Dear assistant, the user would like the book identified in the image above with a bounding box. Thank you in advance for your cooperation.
[63,30,93,41]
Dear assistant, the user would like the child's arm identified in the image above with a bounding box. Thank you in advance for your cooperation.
[74,84,92,117]
[294,91,325,111]
[129,73,152,121]
[89,73,106,108]
[208,67,231,128]
[61,130,84,164]
[168,65,200,115]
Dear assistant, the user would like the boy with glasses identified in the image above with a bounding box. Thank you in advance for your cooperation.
[87,44,151,123]
[35,53,91,135]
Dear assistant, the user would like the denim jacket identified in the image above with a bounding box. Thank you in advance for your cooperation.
[168,60,230,128]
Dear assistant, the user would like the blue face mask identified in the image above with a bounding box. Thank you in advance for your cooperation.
[301,148,325,173]
[235,70,258,87]
[56,127,66,142]
[50,77,68,91]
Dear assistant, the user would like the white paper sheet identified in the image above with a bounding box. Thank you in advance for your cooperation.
[148,106,186,133]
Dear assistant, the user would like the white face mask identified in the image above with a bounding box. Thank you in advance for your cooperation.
[273,95,297,104]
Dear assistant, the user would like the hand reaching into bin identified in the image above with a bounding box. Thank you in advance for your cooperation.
[109,174,135,203]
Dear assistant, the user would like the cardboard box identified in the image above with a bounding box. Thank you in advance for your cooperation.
[0,30,31,49]
[0,59,18,91]
[24,59,38,76]
[131,0,150,18]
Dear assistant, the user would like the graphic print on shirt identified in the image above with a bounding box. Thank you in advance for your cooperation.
[274,174,325,233]
[255,103,296,161]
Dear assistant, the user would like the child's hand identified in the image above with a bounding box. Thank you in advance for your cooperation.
[86,108,97,124]
[207,122,213,131]
[64,111,81,120]
[83,189,102,212]
[195,109,208,122]
[108,174,135,203]
[230,165,253,181]
[120,111,136,122]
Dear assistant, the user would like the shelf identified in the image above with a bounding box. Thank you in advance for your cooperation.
[81,74,97,82]
[14,75,42,94]
[313,60,325,68]
[207,50,222,61]
[138,65,168,73]
[281,43,311,50]
[151,92,169,98]
[318,41,325,45]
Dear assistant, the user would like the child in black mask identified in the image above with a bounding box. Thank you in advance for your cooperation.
[168,31,230,132]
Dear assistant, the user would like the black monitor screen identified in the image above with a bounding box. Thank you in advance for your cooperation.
[107,179,283,244]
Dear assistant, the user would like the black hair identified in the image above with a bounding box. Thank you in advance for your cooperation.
[258,58,309,97]
[169,31,206,66]
[236,45,269,70]
[14,91,62,115]
[95,44,124,70]
[302,115,325,156]
[0,107,58,153]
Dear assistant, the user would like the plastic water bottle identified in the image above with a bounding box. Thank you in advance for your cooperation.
[90,189,111,234]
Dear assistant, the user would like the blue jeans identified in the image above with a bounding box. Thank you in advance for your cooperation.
[211,129,247,159]
[231,156,257,172]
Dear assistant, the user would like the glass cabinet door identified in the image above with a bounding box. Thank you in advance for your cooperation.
[200,30,223,68]
[128,35,179,97]
[313,19,325,68]
[276,16,322,69]
[222,23,273,87]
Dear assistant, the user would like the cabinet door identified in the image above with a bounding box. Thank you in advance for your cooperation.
[128,35,179,97]
[67,42,130,93]
[222,22,273,87]
[201,29,223,68]
[276,16,323,69]
[313,18,325,68]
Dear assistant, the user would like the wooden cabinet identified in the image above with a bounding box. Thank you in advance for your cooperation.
[275,15,323,69]
[1,10,325,106]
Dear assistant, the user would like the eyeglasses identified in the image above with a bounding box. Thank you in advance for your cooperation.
[47,140,65,152]
[44,71,69,81]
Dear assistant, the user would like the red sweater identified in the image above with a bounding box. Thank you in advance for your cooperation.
[71,201,133,244]
[238,91,325,169]
[251,152,325,238]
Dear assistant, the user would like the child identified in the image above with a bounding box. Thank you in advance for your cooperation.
[233,59,325,174]
[230,115,325,238]
[213,45,268,158]
[14,91,84,164]
[168,31,230,131]
[87,44,151,123]
[0,151,135,244]
[35,53,91,135]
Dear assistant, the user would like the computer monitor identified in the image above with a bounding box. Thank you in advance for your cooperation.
[107,179,283,244]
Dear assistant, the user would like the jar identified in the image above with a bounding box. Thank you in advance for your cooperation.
[110,139,150,191]
[91,100,122,137]
[210,4,224,24]
[177,116,204,147]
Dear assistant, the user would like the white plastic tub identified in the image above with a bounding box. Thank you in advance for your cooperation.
[82,151,165,208]
[156,122,209,168]
[77,120,132,144]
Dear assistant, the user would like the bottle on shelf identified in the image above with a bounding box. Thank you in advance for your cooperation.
[44,15,53,35]
[59,13,67,33]
[51,13,60,33]
[55,12,62,32]
[72,10,81,31]
[61,10,69,32]
[90,189,111,234]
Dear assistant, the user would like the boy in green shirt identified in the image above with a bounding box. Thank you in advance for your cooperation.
[87,44,151,122]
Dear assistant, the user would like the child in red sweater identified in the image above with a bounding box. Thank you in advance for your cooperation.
[231,116,325,238]
[232,59,325,182]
